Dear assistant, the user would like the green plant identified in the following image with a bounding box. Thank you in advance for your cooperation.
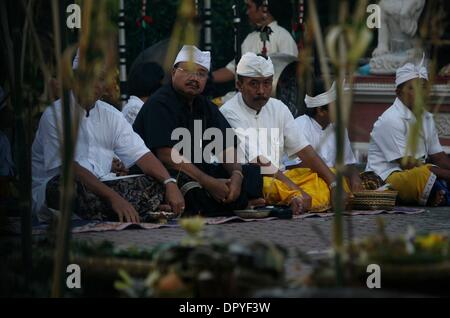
[306,0,373,286]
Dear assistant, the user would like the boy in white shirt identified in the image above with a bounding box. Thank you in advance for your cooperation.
[284,80,362,192]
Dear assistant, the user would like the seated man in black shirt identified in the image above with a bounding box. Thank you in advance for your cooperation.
[133,45,263,216]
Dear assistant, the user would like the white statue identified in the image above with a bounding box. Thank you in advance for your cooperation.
[370,0,426,74]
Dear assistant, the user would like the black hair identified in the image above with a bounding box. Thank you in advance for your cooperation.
[397,82,406,90]
[127,62,164,98]
[305,105,329,117]
[236,73,272,83]
[395,82,407,96]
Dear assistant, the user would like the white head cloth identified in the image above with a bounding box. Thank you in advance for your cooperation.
[72,48,80,70]
[304,81,336,108]
[395,54,428,87]
[174,45,211,71]
[236,52,274,77]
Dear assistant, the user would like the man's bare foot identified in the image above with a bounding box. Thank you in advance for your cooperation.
[247,198,266,209]
[301,192,312,211]
[429,190,446,207]
[290,197,305,215]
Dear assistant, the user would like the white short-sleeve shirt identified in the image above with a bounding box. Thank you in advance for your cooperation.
[366,98,443,180]
[225,21,298,73]
[220,93,309,170]
[283,115,357,168]
[122,95,144,125]
[32,97,150,220]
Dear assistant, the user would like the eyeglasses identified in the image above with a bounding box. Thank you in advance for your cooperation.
[176,67,208,79]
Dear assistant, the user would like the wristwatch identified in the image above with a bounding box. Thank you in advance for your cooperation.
[163,178,177,185]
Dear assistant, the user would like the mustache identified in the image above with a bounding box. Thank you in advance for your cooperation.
[253,96,268,101]
[185,80,200,88]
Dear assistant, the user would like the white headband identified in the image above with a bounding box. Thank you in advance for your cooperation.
[395,54,428,87]
[237,52,274,77]
[174,45,211,71]
[304,81,336,108]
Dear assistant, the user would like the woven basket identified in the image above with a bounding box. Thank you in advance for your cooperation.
[350,190,398,210]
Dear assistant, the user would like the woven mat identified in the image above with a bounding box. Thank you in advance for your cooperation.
[294,206,426,219]
[4,207,426,235]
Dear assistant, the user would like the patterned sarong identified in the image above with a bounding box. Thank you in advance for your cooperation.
[46,175,164,222]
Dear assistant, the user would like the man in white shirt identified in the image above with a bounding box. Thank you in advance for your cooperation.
[221,53,342,213]
[32,59,184,223]
[366,59,450,206]
[122,62,164,125]
[212,0,298,84]
[284,81,362,192]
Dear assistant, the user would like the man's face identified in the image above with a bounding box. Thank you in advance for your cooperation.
[316,107,331,127]
[397,78,429,109]
[74,69,106,108]
[172,62,208,98]
[94,75,106,101]
[246,0,265,27]
[237,75,273,111]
